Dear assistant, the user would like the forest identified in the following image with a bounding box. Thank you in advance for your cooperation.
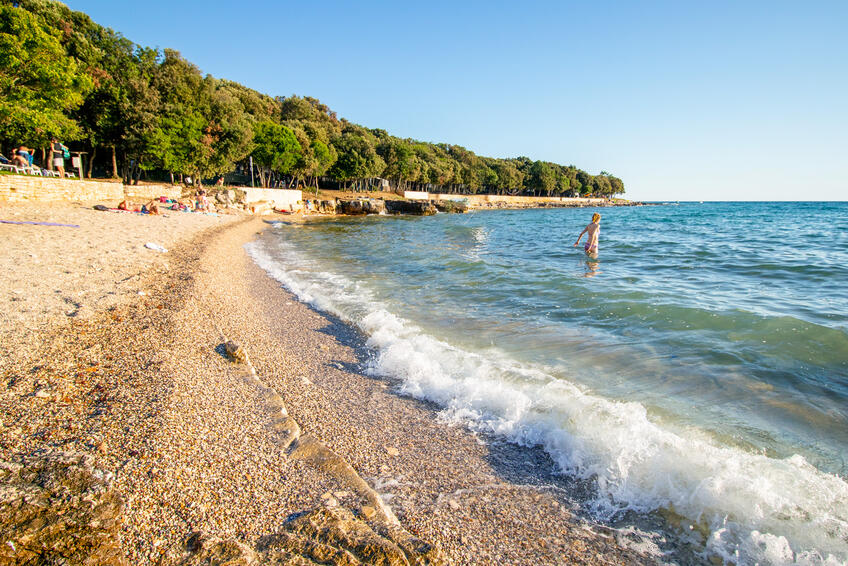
[0,0,625,197]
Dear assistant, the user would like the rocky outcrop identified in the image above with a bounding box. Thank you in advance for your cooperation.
[336,199,387,215]
[316,200,338,213]
[432,200,468,213]
[0,451,126,565]
[214,189,237,205]
[163,506,446,566]
[384,200,437,216]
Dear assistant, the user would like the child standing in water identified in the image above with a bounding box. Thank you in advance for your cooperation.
[574,212,601,255]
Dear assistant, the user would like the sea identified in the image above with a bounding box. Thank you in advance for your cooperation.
[246,201,848,565]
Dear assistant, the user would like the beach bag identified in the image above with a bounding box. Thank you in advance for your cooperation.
[62,147,70,159]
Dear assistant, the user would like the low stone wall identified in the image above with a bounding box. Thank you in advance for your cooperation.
[124,183,183,201]
[0,176,124,203]
[0,175,182,203]
[242,188,302,211]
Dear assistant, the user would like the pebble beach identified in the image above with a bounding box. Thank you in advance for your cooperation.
[0,202,663,565]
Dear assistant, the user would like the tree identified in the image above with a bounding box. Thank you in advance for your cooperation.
[309,139,336,190]
[329,129,385,190]
[251,120,301,187]
[528,161,556,196]
[0,6,92,148]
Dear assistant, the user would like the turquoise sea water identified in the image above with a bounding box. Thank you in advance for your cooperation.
[248,202,848,564]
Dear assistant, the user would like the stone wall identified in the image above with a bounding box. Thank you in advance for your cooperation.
[241,188,302,211]
[0,176,124,203]
[123,183,183,201]
[0,175,182,203]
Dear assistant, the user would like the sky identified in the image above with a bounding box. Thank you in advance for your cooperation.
[65,0,847,201]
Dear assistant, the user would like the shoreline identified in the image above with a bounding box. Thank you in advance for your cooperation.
[1,201,669,564]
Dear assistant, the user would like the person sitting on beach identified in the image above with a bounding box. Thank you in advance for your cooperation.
[574,212,601,255]
[196,189,210,212]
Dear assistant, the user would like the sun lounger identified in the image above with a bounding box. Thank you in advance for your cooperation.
[0,163,24,174]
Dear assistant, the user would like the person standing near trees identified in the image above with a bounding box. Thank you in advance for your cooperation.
[51,138,68,177]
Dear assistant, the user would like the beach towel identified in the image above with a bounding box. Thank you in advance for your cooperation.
[0,220,80,228]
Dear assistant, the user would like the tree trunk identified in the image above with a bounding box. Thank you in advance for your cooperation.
[111,146,119,178]
[87,146,97,178]
[47,146,54,171]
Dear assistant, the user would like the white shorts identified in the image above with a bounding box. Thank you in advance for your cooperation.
[53,157,64,167]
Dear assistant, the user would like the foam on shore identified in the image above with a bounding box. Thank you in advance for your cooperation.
[247,236,848,565]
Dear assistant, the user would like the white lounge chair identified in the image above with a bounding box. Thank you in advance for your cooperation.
[0,163,23,173]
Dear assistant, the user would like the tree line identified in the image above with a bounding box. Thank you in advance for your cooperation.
[0,0,625,197]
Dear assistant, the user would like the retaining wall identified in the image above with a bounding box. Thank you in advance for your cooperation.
[0,175,182,203]
[241,188,302,211]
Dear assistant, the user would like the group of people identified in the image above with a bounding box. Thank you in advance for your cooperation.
[4,139,70,176]
[115,190,213,216]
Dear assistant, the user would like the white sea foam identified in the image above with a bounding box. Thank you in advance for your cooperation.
[246,239,848,565]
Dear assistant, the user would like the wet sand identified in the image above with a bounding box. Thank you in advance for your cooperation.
[0,202,665,564]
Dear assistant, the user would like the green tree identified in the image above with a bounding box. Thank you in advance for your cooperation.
[0,6,92,148]
[528,161,556,196]
[329,128,385,191]
[251,120,302,187]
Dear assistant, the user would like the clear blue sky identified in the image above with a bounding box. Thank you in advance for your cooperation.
[66,0,847,201]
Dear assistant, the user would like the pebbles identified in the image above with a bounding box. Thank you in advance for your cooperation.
[0,205,662,565]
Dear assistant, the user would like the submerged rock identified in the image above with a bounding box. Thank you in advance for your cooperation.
[0,450,126,565]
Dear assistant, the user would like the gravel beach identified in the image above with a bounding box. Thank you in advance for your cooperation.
[0,202,664,564]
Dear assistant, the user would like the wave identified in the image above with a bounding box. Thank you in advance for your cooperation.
[246,238,848,565]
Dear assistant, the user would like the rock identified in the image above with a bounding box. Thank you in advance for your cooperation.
[0,450,126,565]
[360,505,377,520]
[384,200,437,216]
[170,506,447,565]
[386,446,400,457]
[318,200,337,213]
[432,200,468,213]
[224,341,249,364]
[161,531,257,565]
[336,199,386,215]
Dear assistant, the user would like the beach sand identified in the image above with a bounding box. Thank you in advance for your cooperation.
[0,202,662,564]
